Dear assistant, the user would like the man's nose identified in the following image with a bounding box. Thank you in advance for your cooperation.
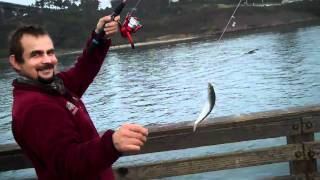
[41,54,55,64]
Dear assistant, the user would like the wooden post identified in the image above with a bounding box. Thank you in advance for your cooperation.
[286,117,317,176]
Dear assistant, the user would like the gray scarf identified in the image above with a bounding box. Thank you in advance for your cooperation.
[15,75,66,95]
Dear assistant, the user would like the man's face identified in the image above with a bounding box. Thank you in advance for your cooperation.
[12,34,58,83]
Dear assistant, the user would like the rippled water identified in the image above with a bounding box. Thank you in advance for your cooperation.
[0,25,320,179]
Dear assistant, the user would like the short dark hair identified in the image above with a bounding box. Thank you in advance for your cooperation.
[9,25,49,64]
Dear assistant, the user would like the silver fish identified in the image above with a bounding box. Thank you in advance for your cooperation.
[193,83,216,132]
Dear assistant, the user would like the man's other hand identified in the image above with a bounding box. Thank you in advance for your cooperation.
[112,123,148,153]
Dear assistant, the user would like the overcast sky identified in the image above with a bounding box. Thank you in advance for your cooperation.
[0,0,112,9]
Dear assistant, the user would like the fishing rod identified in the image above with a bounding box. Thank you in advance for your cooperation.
[89,0,143,52]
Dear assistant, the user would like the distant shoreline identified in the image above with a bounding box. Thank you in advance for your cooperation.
[1,19,319,61]
[57,19,320,57]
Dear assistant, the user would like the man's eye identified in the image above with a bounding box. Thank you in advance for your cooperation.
[31,52,42,57]
[47,51,55,55]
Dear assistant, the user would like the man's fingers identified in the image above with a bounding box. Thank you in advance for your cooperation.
[96,15,120,34]
[124,144,141,151]
[97,16,111,30]
[104,25,118,33]
[113,15,120,22]
[127,138,145,147]
[104,19,120,36]
[104,20,119,28]
[113,123,149,153]
[125,124,149,136]
[123,131,147,143]
[101,16,112,23]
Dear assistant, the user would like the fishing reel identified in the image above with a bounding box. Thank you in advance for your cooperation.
[119,13,142,49]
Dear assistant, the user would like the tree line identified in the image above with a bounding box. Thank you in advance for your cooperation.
[0,0,319,58]
[32,0,100,10]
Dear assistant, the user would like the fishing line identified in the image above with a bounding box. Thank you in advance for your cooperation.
[217,0,243,43]
[212,0,243,63]
[194,0,243,131]
[129,0,143,15]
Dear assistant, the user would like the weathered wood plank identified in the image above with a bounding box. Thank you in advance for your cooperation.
[301,115,320,134]
[287,133,316,175]
[307,172,320,179]
[0,143,20,155]
[134,116,301,155]
[1,105,320,171]
[114,144,304,180]
[146,105,320,136]
[286,115,319,176]
[0,153,32,171]
[0,143,32,171]
[264,174,306,180]
[129,105,320,155]
[2,106,319,157]
[304,141,320,160]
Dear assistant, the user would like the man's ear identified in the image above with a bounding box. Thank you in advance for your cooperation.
[9,55,22,72]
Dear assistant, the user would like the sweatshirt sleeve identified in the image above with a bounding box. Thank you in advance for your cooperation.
[21,103,121,179]
[58,31,111,98]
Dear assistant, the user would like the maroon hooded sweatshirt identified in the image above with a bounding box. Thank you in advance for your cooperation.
[11,33,121,180]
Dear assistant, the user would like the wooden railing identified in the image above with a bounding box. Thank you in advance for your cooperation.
[1,105,320,179]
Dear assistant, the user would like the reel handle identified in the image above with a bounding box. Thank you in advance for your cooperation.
[126,31,134,49]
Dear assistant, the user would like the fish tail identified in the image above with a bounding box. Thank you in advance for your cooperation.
[193,124,197,132]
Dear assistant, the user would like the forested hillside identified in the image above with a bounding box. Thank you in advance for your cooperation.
[0,0,319,57]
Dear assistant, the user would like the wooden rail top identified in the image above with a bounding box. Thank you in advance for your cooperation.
[146,104,320,133]
[1,105,320,155]
[134,104,320,155]
[1,104,320,172]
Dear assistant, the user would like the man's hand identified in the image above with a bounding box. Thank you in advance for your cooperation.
[95,15,120,38]
[112,124,148,153]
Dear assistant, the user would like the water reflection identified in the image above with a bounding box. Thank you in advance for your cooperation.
[1,24,320,179]
[0,26,320,143]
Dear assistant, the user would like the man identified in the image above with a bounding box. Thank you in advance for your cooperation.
[9,15,148,180]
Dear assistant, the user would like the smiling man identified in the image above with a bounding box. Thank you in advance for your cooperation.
[8,15,148,180]
[10,31,57,84]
